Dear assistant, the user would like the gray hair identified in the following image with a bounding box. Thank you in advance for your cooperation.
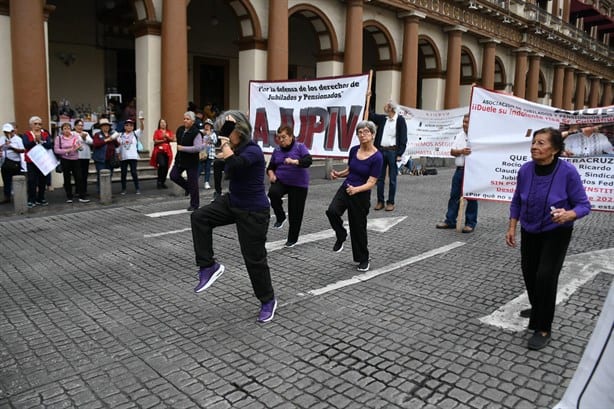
[387,100,399,113]
[216,110,252,144]
[29,116,42,125]
[183,111,195,121]
[356,120,377,135]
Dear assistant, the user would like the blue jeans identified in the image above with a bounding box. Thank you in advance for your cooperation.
[444,167,478,228]
[376,149,398,204]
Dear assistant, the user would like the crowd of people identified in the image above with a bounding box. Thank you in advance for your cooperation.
[1,104,599,344]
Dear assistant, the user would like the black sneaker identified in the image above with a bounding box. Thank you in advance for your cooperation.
[78,198,91,203]
[38,200,49,206]
[357,261,370,272]
[66,198,73,203]
[527,331,550,350]
[273,218,286,229]
[284,241,297,248]
[333,239,345,253]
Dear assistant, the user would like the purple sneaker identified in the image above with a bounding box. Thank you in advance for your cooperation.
[194,263,225,293]
[257,297,277,323]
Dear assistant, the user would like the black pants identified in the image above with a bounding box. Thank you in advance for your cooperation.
[78,159,90,196]
[26,162,47,203]
[326,185,371,263]
[156,152,169,185]
[213,158,224,194]
[520,227,573,333]
[60,159,85,199]
[1,160,22,199]
[268,182,308,243]
[190,194,274,303]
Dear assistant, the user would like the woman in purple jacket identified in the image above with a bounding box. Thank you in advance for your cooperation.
[190,110,277,324]
[506,127,591,350]
[267,125,312,248]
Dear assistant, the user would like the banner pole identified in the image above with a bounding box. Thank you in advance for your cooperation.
[364,70,373,120]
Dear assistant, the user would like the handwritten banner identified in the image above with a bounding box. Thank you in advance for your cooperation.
[464,87,614,212]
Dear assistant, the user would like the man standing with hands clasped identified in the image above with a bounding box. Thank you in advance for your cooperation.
[436,113,478,233]
[369,101,407,212]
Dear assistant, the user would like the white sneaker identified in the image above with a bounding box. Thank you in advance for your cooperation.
[205,182,211,189]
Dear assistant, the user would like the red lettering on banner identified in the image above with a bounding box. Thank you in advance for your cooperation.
[253,108,272,146]
[298,107,327,149]
[253,105,363,152]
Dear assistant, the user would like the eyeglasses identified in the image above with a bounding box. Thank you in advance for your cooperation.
[33,122,42,125]
[277,134,291,140]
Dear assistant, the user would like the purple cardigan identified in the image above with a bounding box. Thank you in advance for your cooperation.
[509,159,590,233]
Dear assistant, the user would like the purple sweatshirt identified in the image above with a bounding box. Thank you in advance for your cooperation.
[509,159,590,233]
[225,140,270,211]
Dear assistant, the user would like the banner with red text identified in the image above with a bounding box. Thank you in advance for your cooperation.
[249,74,369,157]
[464,87,614,212]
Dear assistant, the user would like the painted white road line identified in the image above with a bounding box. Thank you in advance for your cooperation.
[479,248,614,332]
[266,216,407,251]
[266,229,334,251]
[145,209,189,218]
[144,227,191,238]
[308,241,466,296]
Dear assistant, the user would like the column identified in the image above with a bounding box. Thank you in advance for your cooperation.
[562,67,575,110]
[602,81,613,106]
[562,0,570,23]
[574,72,587,110]
[266,0,288,80]
[238,39,268,114]
[134,20,162,151]
[399,12,424,107]
[343,0,363,75]
[161,0,188,131]
[443,26,466,109]
[551,63,565,108]
[10,0,51,129]
[479,40,498,90]
[587,77,601,108]
[526,53,542,102]
[513,48,529,99]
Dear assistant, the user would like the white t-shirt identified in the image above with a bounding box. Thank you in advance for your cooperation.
[117,129,142,160]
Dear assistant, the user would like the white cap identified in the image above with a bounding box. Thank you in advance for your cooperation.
[2,123,14,133]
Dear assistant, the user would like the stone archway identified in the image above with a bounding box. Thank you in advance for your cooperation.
[288,4,340,79]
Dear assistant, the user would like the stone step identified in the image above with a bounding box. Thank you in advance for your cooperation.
[85,155,157,183]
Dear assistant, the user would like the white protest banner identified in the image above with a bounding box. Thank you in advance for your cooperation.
[464,87,614,212]
[397,106,468,158]
[249,74,369,157]
[28,144,58,176]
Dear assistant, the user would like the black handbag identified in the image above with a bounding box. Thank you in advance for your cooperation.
[55,137,63,173]
[109,154,121,169]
